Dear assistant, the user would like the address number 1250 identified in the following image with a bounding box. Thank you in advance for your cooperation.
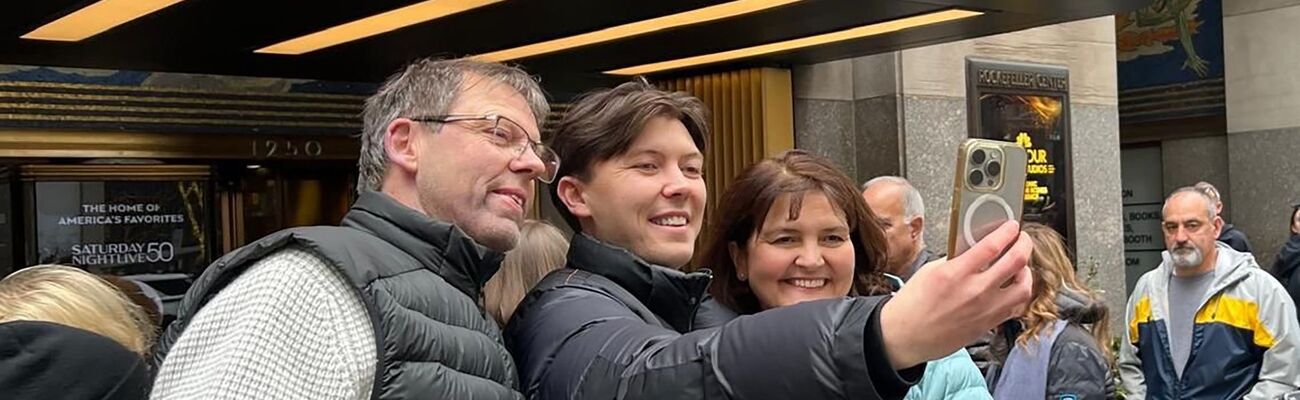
[253,140,323,158]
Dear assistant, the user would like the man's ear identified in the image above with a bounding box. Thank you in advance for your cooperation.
[1213,215,1225,238]
[907,216,925,240]
[385,119,420,174]
[555,176,591,218]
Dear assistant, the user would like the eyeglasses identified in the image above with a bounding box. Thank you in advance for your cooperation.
[410,113,560,183]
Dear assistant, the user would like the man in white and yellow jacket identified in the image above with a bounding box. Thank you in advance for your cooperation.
[1120,187,1300,399]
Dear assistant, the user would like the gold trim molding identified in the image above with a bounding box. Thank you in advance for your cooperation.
[0,130,359,160]
[0,101,354,119]
[0,90,362,112]
[20,165,211,181]
[0,80,368,101]
[0,113,357,129]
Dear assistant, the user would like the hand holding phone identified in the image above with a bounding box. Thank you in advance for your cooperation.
[947,139,1028,258]
[880,221,1034,368]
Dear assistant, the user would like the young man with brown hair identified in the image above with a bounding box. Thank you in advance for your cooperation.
[507,81,1035,399]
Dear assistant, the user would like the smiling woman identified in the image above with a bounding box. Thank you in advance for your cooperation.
[698,150,994,400]
[701,149,890,314]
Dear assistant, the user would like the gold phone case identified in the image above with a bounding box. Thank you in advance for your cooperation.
[947,139,1028,257]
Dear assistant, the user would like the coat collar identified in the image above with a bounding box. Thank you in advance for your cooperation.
[342,191,504,299]
[565,233,712,332]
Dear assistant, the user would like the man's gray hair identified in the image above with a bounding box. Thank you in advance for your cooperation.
[357,58,549,194]
[863,176,925,220]
[1164,186,1216,220]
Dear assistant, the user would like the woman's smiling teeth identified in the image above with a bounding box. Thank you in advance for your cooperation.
[786,278,828,289]
[651,216,688,227]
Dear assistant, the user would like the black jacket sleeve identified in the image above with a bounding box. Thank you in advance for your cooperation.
[1045,325,1111,400]
[508,286,920,400]
[691,297,740,330]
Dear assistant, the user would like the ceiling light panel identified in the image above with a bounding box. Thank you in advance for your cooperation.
[606,9,983,75]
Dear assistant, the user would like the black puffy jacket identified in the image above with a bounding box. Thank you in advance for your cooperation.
[984,289,1113,399]
[1219,223,1253,254]
[1272,234,1300,316]
[505,233,922,399]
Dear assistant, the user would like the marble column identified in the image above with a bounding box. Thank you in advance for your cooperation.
[792,16,1127,334]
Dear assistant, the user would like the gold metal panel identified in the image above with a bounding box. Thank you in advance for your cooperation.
[0,113,356,128]
[0,91,362,111]
[0,130,359,160]
[19,165,211,181]
[0,80,367,101]
[660,67,794,264]
[759,68,794,157]
[0,101,357,119]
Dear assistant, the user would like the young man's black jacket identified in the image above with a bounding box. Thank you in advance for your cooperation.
[505,233,923,399]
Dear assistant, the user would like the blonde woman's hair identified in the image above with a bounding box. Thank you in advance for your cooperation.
[484,220,570,326]
[0,265,158,357]
[1020,223,1113,364]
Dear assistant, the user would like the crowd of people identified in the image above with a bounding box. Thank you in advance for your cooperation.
[2,57,1299,400]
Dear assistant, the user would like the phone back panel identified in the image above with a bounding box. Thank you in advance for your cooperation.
[947,139,1028,257]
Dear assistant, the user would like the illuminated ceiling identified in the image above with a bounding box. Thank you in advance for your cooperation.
[3,0,1145,98]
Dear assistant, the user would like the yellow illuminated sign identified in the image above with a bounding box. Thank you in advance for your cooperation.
[1017,132,1056,201]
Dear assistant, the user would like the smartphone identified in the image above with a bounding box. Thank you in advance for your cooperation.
[946,139,1028,258]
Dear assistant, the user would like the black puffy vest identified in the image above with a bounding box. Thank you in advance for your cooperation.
[155,192,522,399]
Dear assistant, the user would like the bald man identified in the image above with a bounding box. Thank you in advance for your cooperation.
[863,176,941,282]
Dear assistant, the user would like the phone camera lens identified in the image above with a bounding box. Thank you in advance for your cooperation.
[971,149,986,165]
[986,161,1002,177]
[968,170,984,187]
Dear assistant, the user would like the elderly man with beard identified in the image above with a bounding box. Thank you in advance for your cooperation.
[1119,187,1300,400]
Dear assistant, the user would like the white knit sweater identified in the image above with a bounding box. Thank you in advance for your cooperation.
[151,247,376,400]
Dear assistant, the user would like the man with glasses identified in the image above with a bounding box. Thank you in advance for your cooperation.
[151,58,553,400]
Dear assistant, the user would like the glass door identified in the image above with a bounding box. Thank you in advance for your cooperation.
[219,162,355,251]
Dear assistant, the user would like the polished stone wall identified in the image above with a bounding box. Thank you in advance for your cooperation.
[793,16,1127,331]
[1222,0,1300,267]
[1161,136,1232,220]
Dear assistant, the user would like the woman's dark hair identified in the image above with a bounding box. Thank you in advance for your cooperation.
[1290,203,1300,236]
[703,150,891,314]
